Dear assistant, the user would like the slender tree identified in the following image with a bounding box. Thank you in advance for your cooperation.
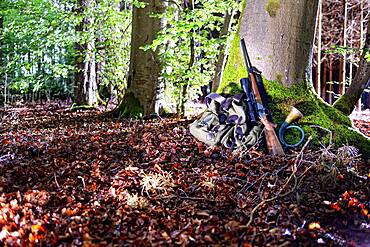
[74,0,97,106]
[334,19,370,115]
[0,5,5,105]
[0,12,3,80]
[116,0,165,117]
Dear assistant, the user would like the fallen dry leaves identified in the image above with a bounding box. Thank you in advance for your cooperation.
[0,103,369,246]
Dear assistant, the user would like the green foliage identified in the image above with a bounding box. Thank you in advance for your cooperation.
[1,0,75,99]
[324,45,359,56]
[89,0,132,102]
[145,0,242,112]
[0,0,131,102]
[1,0,243,109]
[365,49,370,61]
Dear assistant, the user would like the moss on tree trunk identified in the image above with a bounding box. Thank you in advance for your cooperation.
[333,19,370,116]
[332,95,358,116]
[221,70,370,158]
[263,81,370,159]
[218,30,247,94]
[114,91,143,118]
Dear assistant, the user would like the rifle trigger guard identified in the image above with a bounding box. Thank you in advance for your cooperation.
[278,122,305,148]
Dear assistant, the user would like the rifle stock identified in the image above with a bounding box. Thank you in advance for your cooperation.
[240,38,285,155]
[261,116,285,155]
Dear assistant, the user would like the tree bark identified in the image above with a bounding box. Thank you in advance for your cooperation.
[316,0,322,97]
[74,0,97,106]
[0,14,3,65]
[0,14,4,105]
[240,0,319,86]
[334,19,370,115]
[116,0,165,117]
[0,14,3,82]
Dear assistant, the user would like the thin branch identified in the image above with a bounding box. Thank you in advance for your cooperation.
[54,173,61,190]
[78,176,86,190]
[245,137,312,227]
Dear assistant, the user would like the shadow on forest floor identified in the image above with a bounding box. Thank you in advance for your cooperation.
[0,103,369,246]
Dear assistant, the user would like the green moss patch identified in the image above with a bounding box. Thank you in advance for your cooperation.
[218,31,247,94]
[264,80,370,158]
[265,0,281,17]
[333,94,357,116]
[114,91,143,118]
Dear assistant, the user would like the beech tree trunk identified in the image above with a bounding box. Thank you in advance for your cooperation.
[118,0,165,117]
[74,0,97,106]
[240,0,319,86]
[334,19,370,115]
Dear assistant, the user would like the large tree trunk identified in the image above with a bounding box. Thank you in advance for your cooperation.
[219,0,370,157]
[240,0,319,86]
[74,0,97,106]
[333,19,370,115]
[117,0,165,117]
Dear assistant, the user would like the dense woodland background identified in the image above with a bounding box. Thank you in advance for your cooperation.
[0,0,370,245]
[0,0,369,114]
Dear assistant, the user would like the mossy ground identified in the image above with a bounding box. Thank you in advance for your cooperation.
[220,26,370,158]
[221,78,370,158]
[264,81,370,157]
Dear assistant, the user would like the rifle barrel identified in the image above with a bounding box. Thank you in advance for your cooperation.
[240,38,252,73]
[239,38,285,155]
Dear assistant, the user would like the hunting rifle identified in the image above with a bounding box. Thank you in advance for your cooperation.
[240,38,285,155]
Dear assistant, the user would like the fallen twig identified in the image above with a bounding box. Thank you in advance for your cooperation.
[0,153,14,162]
[245,137,312,227]
[78,176,86,190]
[54,173,61,190]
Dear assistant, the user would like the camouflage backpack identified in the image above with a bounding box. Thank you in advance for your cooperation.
[189,93,262,149]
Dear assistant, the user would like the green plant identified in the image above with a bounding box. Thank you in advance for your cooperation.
[144,0,242,113]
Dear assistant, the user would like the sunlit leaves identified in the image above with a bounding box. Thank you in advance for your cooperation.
[146,0,241,111]
[1,0,75,96]
[1,0,131,100]
[365,50,370,62]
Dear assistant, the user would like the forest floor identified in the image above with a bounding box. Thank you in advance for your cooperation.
[0,103,369,246]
